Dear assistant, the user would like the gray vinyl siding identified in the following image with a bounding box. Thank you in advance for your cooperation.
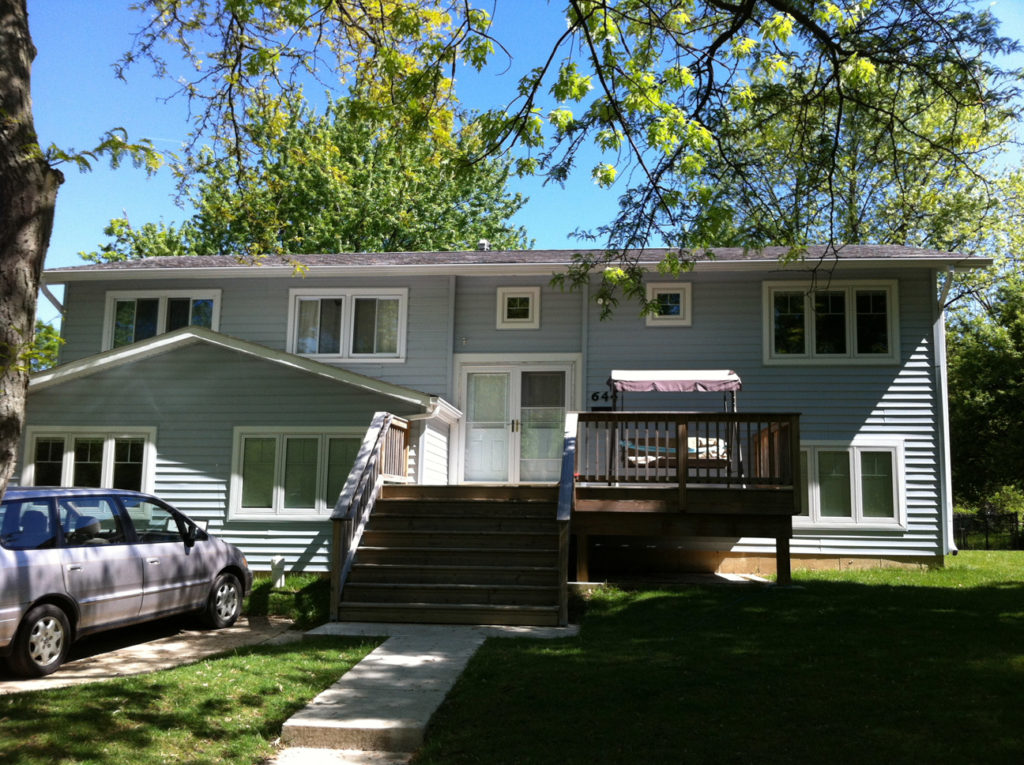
[58,276,453,397]
[452,276,583,364]
[23,342,426,572]
[586,269,944,560]
[47,263,949,566]
[58,283,107,361]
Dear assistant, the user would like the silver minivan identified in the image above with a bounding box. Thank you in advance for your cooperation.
[0,487,253,677]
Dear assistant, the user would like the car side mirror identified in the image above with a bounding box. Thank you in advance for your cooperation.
[184,525,198,548]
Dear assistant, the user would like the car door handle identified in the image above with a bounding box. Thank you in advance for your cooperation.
[146,558,161,565]
[66,564,82,572]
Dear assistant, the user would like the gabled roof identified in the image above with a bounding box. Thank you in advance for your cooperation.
[43,245,989,283]
[29,326,442,410]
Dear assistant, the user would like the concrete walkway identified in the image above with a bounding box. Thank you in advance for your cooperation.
[0,616,298,695]
[270,622,579,764]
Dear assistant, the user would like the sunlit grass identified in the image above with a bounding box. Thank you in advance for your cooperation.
[416,551,1024,764]
[0,637,378,765]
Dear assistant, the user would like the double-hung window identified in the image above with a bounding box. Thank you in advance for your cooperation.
[288,289,407,360]
[230,428,362,519]
[22,427,155,492]
[645,283,692,326]
[763,281,899,364]
[797,439,905,528]
[103,290,221,349]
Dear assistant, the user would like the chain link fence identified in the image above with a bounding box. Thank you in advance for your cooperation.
[953,512,1023,550]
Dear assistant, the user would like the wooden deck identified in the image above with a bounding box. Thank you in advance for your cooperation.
[563,412,801,584]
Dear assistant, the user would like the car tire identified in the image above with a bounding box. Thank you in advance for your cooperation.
[201,572,242,629]
[8,604,71,678]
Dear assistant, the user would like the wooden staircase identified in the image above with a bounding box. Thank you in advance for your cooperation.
[337,485,563,626]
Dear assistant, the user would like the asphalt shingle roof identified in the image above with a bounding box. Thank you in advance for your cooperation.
[46,244,975,275]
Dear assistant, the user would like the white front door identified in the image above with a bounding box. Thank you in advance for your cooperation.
[461,365,571,483]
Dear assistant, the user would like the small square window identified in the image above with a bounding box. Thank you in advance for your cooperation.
[496,287,540,329]
[645,283,692,326]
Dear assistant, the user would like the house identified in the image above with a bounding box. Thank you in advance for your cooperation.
[21,245,987,585]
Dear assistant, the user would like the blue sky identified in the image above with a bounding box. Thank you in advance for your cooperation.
[29,0,619,275]
[28,0,1024,322]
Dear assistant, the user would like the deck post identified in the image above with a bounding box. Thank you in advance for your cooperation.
[576,533,590,581]
[329,518,346,621]
[676,417,687,511]
[776,533,792,586]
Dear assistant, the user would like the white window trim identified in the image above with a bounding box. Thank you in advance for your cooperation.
[286,287,408,362]
[645,282,693,327]
[21,426,157,493]
[102,289,222,350]
[762,280,900,365]
[796,437,907,530]
[496,286,541,330]
[229,426,364,521]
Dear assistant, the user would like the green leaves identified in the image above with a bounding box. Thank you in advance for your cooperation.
[83,94,530,261]
[112,1,1021,316]
[552,63,593,102]
[45,129,162,175]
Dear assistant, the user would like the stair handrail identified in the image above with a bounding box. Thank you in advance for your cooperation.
[555,412,578,626]
[329,411,407,620]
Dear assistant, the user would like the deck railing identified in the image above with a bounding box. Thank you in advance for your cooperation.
[329,412,409,619]
[574,411,800,489]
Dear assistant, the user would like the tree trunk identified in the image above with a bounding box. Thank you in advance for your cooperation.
[0,0,63,498]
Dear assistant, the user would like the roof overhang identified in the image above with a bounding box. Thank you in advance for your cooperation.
[41,248,994,285]
[29,326,440,410]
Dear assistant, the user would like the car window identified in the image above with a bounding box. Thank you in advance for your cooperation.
[59,497,127,546]
[121,497,186,544]
[0,499,58,550]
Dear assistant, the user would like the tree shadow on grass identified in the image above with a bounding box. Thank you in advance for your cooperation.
[417,580,1024,765]
[0,637,378,765]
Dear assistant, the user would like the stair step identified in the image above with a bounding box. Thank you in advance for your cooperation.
[353,546,559,568]
[372,499,557,519]
[368,514,558,533]
[381,485,558,503]
[339,484,563,626]
[336,602,561,627]
[360,529,558,550]
[348,563,558,587]
[342,582,559,606]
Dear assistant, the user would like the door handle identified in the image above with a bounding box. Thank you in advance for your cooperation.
[65,564,82,572]
[146,558,161,565]
[510,419,520,432]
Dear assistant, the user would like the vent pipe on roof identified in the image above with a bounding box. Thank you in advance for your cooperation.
[477,239,491,251]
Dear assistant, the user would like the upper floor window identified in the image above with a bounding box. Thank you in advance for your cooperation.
[763,281,899,364]
[103,290,221,350]
[797,439,906,529]
[645,283,692,327]
[22,427,155,493]
[496,287,541,330]
[288,288,407,360]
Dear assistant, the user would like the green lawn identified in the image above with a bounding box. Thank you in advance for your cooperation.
[415,551,1024,764]
[245,573,331,629]
[0,637,378,765]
